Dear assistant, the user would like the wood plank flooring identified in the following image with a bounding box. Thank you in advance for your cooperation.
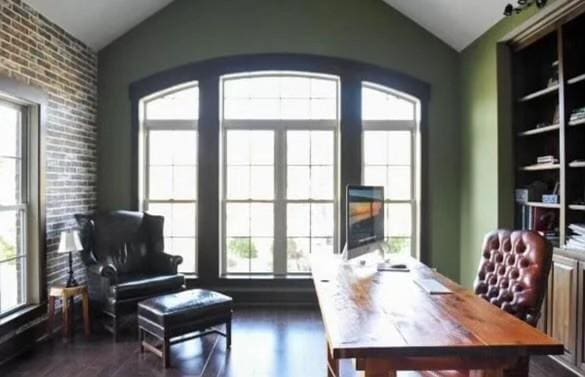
[0,307,577,377]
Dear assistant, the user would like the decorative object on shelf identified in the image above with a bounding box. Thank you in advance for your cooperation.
[552,104,560,125]
[504,0,548,16]
[547,61,559,87]
[542,182,559,204]
[542,195,559,204]
[58,230,83,288]
[515,181,547,203]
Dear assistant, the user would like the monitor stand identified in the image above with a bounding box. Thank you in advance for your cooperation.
[341,241,387,267]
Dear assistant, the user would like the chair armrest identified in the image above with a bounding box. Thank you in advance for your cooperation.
[87,263,118,282]
[150,252,183,274]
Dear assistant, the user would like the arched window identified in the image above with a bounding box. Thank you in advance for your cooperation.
[132,54,429,279]
[139,82,199,273]
[221,72,339,274]
[362,82,420,257]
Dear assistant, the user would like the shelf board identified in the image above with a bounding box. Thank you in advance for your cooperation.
[524,202,561,209]
[517,124,560,137]
[568,73,585,85]
[520,163,560,171]
[569,161,585,168]
[518,85,559,102]
[569,204,585,211]
[569,118,585,127]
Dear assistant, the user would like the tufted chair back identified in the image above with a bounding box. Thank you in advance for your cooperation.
[474,230,553,327]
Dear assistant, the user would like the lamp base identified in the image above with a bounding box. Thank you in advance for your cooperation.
[66,251,78,288]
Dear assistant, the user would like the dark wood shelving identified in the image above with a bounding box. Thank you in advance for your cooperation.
[517,124,560,137]
[568,72,585,85]
[508,8,585,377]
[569,118,585,127]
[525,201,562,209]
[519,163,561,171]
[518,85,559,102]
[569,161,585,168]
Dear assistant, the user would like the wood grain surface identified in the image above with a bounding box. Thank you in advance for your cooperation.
[312,254,564,361]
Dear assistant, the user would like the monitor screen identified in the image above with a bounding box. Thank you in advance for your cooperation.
[347,186,384,250]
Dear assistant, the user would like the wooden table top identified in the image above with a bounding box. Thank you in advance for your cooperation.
[311,254,564,360]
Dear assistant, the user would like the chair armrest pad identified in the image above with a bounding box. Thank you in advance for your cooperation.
[87,263,118,282]
[151,252,183,274]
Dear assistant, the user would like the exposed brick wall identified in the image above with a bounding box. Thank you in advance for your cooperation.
[0,0,97,344]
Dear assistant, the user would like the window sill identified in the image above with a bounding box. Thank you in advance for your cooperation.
[0,304,44,335]
[220,274,312,280]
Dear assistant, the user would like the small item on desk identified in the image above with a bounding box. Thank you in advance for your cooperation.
[377,262,410,272]
[414,278,453,294]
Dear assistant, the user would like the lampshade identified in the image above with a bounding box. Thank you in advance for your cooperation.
[58,230,83,253]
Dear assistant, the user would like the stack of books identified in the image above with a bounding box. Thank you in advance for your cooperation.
[536,155,559,165]
[570,106,585,124]
[567,224,585,251]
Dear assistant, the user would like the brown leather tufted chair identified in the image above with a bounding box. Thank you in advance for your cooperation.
[415,230,553,377]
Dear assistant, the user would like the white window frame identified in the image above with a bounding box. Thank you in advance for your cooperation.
[139,82,199,274]
[0,98,28,317]
[361,82,421,259]
[220,72,340,276]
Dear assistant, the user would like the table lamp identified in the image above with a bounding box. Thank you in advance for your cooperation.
[58,230,83,287]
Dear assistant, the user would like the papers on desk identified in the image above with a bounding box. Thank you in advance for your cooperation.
[414,278,453,294]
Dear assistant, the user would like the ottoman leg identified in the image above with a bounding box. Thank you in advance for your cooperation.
[226,318,232,348]
[138,328,144,353]
[162,338,170,368]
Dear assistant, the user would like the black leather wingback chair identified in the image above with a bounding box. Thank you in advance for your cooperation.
[75,211,185,339]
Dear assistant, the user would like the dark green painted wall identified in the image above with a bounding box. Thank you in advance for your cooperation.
[458,10,539,287]
[97,0,461,278]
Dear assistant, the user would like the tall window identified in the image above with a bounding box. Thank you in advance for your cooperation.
[221,72,339,275]
[0,99,26,315]
[362,82,420,257]
[140,83,199,273]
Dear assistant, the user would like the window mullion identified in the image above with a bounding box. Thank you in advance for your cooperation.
[274,127,287,275]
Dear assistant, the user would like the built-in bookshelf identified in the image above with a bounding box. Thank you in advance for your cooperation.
[504,5,585,374]
[511,11,585,251]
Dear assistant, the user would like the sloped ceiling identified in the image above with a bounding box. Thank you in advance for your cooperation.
[383,0,512,51]
[24,0,510,52]
[25,0,173,51]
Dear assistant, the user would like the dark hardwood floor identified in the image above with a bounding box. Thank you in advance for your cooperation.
[0,307,576,377]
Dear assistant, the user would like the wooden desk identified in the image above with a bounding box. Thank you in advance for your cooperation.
[311,255,563,377]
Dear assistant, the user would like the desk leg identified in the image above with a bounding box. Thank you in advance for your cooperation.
[327,344,339,377]
[363,359,397,377]
[82,290,91,336]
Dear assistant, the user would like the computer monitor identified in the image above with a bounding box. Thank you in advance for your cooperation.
[342,185,386,261]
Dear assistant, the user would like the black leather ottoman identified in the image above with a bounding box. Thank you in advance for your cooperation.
[138,289,233,368]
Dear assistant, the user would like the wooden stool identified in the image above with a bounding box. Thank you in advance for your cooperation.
[47,285,91,338]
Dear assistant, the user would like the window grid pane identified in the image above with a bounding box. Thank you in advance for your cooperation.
[224,75,338,120]
[0,101,26,315]
[0,256,26,313]
[143,85,199,274]
[222,73,339,275]
[363,83,417,259]
[226,130,274,201]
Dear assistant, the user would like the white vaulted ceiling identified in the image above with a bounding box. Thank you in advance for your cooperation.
[383,0,512,51]
[25,0,173,51]
[24,0,511,52]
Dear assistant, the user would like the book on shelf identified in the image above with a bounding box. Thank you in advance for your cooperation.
[566,223,585,251]
[568,223,585,235]
[520,206,559,243]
